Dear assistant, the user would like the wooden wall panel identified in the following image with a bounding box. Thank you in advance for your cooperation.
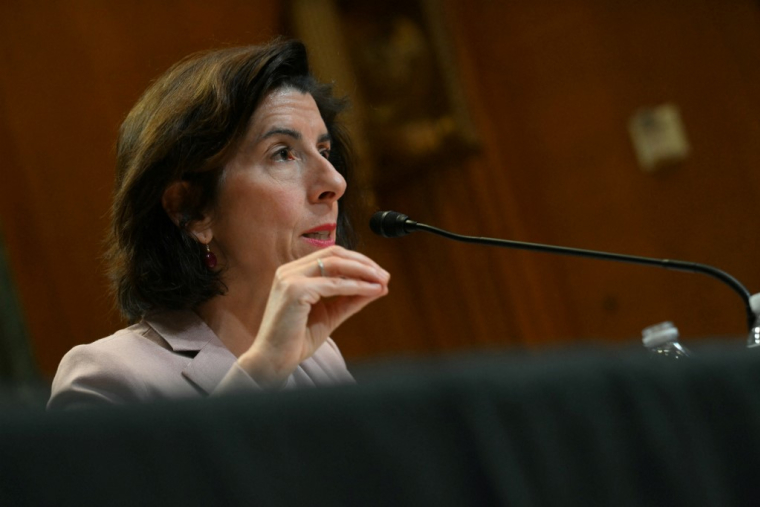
[335,0,760,360]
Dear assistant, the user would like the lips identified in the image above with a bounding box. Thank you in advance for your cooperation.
[301,223,336,246]
[303,230,331,240]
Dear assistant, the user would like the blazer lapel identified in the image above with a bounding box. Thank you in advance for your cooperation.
[181,341,238,395]
[145,310,238,395]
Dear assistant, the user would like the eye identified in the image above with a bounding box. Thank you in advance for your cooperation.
[319,147,332,160]
[272,147,295,162]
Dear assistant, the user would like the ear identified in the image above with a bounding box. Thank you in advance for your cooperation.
[162,180,214,244]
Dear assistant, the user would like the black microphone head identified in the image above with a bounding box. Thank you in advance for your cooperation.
[370,211,413,238]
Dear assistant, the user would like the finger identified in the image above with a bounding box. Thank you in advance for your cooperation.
[310,256,389,283]
[296,277,387,305]
[315,291,389,328]
[312,282,390,319]
[287,246,389,276]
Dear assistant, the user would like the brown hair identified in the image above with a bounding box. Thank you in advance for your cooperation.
[107,39,355,321]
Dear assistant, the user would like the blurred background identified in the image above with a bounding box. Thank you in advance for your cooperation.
[0,0,758,391]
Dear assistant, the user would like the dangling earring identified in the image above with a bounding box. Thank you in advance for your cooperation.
[203,243,217,269]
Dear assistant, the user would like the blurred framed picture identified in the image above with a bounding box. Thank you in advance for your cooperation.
[290,0,479,192]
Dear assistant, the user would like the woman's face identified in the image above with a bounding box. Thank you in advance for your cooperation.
[208,88,347,284]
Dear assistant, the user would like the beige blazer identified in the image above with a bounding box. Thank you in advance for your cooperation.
[48,310,354,409]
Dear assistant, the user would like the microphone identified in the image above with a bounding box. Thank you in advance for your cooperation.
[369,211,418,238]
[369,210,756,332]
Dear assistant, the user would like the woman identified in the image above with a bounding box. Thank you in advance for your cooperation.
[48,39,389,409]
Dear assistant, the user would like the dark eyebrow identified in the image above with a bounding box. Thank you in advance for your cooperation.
[258,127,301,142]
[256,128,332,144]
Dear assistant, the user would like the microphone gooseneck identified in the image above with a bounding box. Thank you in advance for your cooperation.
[369,210,755,332]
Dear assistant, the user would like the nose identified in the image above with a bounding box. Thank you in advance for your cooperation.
[310,155,347,204]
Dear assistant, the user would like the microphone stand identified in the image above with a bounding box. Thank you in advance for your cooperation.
[399,218,755,333]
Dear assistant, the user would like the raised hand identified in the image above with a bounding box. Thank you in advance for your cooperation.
[237,246,389,387]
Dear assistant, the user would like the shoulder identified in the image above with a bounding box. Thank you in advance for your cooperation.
[59,322,164,371]
[47,323,159,409]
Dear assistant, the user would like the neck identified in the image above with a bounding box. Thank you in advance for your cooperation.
[195,273,271,357]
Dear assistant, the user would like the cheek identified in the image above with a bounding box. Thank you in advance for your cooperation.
[218,176,303,232]
[217,172,269,214]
